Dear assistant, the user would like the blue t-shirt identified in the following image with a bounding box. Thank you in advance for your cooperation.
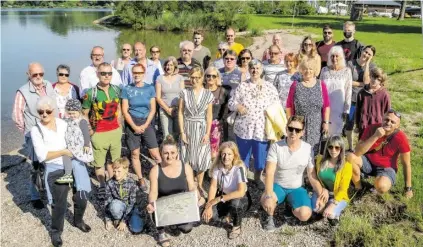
[121,83,156,119]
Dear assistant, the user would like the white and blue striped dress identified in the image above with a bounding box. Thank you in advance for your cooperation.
[180,88,214,172]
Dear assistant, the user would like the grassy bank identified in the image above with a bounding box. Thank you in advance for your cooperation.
[251,15,423,246]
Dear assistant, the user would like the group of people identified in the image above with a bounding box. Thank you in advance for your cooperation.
[12,22,413,247]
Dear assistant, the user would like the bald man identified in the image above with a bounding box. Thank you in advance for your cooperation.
[111,43,133,77]
[121,41,161,86]
[216,28,244,58]
[79,46,122,95]
[12,62,57,209]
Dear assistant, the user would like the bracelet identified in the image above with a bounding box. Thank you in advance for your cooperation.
[323,121,330,124]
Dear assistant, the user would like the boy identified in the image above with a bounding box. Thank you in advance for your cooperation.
[104,157,144,233]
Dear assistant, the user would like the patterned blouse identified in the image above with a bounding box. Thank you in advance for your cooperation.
[274,70,301,106]
[228,79,279,141]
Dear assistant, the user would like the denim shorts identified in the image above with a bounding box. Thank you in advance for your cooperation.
[273,183,312,209]
[361,155,396,185]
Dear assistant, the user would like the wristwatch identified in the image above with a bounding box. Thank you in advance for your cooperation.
[404,186,412,192]
[220,195,225,203]
[263,194,272,200]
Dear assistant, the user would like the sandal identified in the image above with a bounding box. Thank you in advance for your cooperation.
[228,226,241,239]
[158,232,170,247]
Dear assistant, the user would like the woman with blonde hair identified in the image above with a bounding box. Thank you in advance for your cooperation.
[202,141,249,239]
[319,45,352,136]
[298,36,321,77]
[156,56,185,138]
[204,66,229,159]
[312,135,352,224]
[179,67,214,194]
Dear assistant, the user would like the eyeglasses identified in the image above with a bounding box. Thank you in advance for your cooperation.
[37,109,53,115]
[122,49,131,51]
[388,109,401,119]
[182,49,192,53]
[287,126,303,133]
[328,145,341,151]
[58,73,69,77]
[225,57,235,61]
[99,72,113,76]
[241,57,251,60]
[91,54,104,57]
[133,72,145,75]
[324,31,333,34]
[31,73,44,78]
[206,74,217,79]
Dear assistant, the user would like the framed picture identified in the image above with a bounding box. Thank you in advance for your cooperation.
[154,191,200,227]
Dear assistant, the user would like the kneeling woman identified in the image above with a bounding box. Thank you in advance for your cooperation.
[312,135,352,222]
[147,135,198,247]
[202,142,249,239]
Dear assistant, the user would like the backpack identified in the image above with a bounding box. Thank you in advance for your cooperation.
[88,84,120,132]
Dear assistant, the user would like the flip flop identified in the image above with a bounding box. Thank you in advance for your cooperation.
[228,226,241,239]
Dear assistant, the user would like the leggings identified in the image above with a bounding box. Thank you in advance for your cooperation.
[212,196,248,227]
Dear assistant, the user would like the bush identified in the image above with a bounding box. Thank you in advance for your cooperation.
[249,27,263,37]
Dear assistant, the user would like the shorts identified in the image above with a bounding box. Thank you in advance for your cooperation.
[91,127,122,168]
[125,117,158,151]
[361,155,396,185]
[345,103,356,131]
[273,183,312,209]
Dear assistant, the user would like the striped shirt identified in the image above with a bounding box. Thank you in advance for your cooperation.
[177,57,201,87]
[12,85,47,133]
[262,59,286,85]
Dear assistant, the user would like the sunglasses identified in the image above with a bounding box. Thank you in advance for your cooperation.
[133,72,145,75]
[99,72,113,76]
[218,49,227,51]
[287,126,303,133]
[190,76,202,80]
[303,43,313,47]
[225,57,235,61]
[388,109,401,119]
[328,145,341,151]
[58,73,69,77]
[241,57,251,60]
[206,74,217,79]
[122,49,131,51]
[31,73,44,78]
[37,109,53,115]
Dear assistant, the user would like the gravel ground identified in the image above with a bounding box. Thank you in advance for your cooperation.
[1,30,331,247]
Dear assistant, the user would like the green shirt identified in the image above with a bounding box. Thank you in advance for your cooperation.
[82,85,120,132]
[319,167,336,191]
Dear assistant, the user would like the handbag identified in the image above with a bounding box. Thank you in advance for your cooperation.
[226,111,237,126]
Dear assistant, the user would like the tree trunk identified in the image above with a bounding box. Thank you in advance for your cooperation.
[397,0,407,20]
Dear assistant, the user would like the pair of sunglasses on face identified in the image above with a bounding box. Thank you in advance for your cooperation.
[37,109,53,115]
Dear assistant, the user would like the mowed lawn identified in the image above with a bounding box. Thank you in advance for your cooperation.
[249,15,423,246]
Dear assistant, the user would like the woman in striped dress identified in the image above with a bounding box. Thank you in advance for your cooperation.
[178,67,214,193]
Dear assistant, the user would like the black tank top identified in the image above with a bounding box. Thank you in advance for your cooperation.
[157,162,188,198]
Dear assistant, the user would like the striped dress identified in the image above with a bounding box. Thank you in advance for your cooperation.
[180,88,214,172]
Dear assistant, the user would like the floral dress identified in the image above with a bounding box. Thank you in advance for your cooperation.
[180,88,214,172]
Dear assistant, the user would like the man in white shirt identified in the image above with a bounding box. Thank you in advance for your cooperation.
[79,46,122,95]
[261,115,324,232]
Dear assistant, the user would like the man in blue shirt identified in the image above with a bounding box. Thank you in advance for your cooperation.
[121,42,162,86]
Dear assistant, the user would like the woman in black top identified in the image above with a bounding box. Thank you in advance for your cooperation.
[147,135,197,247]
[204,66,229,159]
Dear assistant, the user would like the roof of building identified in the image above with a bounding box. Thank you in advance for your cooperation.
[353,1,401,7]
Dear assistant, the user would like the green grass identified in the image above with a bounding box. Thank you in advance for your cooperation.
[248,14,423,246]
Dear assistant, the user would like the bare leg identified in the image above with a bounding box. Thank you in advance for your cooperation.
[346,153,363,189]
[148,147,162,165]
[95,167,106,187]
[131,148,142,179]
[346,130,353,150]
[106,164,113,181]
[197,171,205,192]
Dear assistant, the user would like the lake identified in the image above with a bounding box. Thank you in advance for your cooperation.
[0,8,251,154]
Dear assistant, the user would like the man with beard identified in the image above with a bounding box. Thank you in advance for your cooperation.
[316,24,336,69]
[80,46,122,96]
[346,110,413,198]
[192,30,211,69]
[335,21,364,61]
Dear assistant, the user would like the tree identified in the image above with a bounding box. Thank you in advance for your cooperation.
[397,0,407,20]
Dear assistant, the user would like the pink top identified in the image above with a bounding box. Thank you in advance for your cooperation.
[286,80,330,116]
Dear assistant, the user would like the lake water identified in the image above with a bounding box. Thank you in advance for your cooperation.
[1,8,251,154]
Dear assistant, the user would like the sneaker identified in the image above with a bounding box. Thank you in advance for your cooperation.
[263,216,276,232]
[56,174,73,184]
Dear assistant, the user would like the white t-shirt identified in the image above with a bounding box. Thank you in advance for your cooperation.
[212,165,248,195]
[267,139,314,189]
[31,118,67,165]
[79,65,123,96]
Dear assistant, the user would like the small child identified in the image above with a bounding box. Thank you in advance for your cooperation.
[56,99,93,184]
[104,157,144,233]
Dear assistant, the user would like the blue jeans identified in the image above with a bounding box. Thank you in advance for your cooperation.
[108,199,144,233]
[236,136,269,171]
[311,192,348,218]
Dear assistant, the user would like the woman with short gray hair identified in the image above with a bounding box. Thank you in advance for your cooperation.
[30,96,91,247]
[52,64,81,118]
[228,59,279,189]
